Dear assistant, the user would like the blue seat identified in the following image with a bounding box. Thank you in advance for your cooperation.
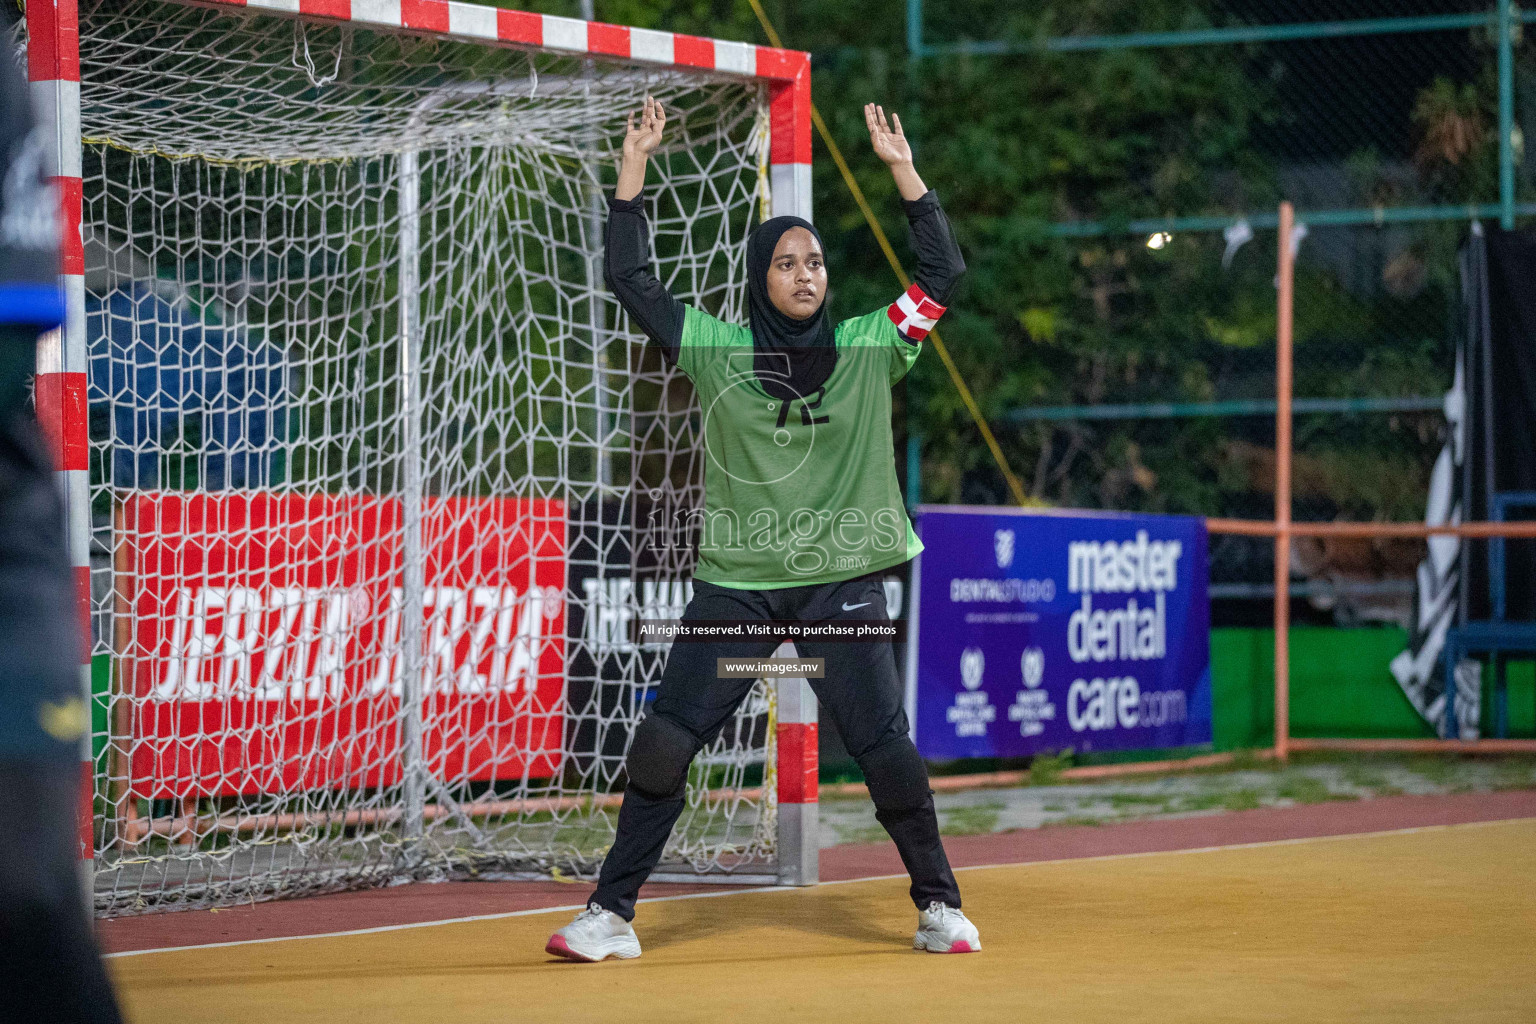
[1442,491,1536,738]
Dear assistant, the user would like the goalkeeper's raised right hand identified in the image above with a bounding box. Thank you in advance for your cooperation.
[617,96,666,200]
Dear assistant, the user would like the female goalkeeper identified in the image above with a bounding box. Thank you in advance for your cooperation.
[547,98,978,961]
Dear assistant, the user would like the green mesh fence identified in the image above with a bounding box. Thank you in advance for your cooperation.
[878,0,1531,624]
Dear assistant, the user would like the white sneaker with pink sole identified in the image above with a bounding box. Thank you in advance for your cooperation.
[913,901,981,953]
[546,903,643,962]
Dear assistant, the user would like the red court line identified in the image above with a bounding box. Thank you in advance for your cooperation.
[97,788,1536,954]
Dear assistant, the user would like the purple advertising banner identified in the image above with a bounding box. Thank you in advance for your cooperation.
[908,507,1211,759]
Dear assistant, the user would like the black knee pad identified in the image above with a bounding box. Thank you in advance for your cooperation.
[625,714,700,800]
[856,736,932,814]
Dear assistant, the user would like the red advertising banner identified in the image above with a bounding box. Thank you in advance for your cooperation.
[123,492,566,799]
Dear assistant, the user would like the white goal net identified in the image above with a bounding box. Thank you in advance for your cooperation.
[73,0,778,915]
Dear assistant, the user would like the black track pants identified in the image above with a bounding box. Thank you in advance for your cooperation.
[590,571,960,921]
[0,763,124,1024]
[0,337,124,1023]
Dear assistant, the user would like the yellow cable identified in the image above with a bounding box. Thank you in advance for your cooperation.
[746,0,1032,508]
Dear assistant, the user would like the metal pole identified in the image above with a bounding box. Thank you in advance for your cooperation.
[765,59,819,881]
[587,204,610,493]
[1476,221,1498,739]
[1049,202,1536,240]
[27,0,94,902]
[921,12,1504,57]
[1001,395,1446,422]
[1274,203,1295,762]
[906,432,922,509]
[775,654,819,887]
[1499,0,1516,229]
[906,0,924,58]
[398,149,426,845]
[1453,234,1481,737]
[580,5,611,495]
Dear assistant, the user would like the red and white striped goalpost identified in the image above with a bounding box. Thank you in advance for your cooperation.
[774,642,819,886]
[28,0,821,895]
[25,0,92,887]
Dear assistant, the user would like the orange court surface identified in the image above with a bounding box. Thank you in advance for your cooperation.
[103,792,1536,1024]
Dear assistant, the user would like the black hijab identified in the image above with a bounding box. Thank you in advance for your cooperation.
[746,215,837,401]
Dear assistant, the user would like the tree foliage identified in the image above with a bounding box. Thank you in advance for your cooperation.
[500,1,1514,522]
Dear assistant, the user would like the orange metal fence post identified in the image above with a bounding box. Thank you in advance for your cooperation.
[1275,202,1295,763]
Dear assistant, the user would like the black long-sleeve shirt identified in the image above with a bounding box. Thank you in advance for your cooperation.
[604,189,966,365]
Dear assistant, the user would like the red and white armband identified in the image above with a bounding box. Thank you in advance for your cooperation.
[886,284,947,341]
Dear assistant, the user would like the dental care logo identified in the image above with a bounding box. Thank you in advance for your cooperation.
[993,529,1015,569]
[960,646,985,690]
[948,646,994,737]
[1021,647,1044,688]
[1009,646,1054,737]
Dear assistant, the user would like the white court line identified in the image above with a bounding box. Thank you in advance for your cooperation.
[105,816,1532,959]
[103,883,784,959]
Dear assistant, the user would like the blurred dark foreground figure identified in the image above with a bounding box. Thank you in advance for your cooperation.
[0,8,124,1022]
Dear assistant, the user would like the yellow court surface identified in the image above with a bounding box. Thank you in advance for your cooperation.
[110,820,1536,1024]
